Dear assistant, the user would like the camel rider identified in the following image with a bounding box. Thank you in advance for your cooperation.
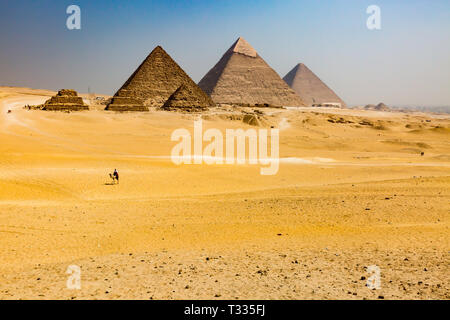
[114,169,119,183]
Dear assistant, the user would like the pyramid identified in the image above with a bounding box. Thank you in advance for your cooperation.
[40,89,89,111]
[198,37,305,107]
[162,84,213,112]
[106,46,211,111]
[283,63,346,108]
[105,89,148,112]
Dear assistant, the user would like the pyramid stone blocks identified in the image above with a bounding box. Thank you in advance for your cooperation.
[283,63,346,108]
[106,46,213,111]
[198,37,304,107]
[41,89,89,111]
[162,84,213,112]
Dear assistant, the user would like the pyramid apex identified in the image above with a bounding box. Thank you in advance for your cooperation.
[289,63,311,75]
[236,36,247,42]
[152,45,165,52]
[228,37,257,57]
[295,63,308,70]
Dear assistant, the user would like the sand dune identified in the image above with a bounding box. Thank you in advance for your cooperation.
[0,87,448,300]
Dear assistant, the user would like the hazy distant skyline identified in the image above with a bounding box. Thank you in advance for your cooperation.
[1,0,449,106]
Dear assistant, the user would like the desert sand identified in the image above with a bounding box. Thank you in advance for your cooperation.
[0,86,448,300]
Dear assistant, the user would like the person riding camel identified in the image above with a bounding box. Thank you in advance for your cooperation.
[113,169,119,184]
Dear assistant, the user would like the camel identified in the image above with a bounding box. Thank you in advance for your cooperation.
[109,173,119,184]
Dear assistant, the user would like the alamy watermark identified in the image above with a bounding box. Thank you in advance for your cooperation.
[366,265,381,289]
[66,5,81,30]
[66,265,81,290]
[366,5,381,30]
[171,120,279,175]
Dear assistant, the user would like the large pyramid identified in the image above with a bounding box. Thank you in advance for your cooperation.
[198,37,305,107]
[283,63,346,108]
[106,46,212,111]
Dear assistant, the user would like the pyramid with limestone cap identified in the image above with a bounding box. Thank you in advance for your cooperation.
[198,37,305,107]
[230,37,257,57]
[106,46,212,111]
[283,63,346,107]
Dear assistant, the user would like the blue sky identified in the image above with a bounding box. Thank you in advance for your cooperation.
[0,0,449,106]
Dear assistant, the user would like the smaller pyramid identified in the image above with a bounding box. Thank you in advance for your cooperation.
[41,89,89,111]
[161,84,214,112]
[105,89,148,112]
[283,63,346,108]
[365,103,389,111]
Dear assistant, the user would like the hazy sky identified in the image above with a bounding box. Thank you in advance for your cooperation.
[1,0,449,106]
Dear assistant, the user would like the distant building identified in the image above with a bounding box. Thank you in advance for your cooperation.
[312,102,342,108]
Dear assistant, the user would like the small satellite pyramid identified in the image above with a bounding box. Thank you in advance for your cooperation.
[283,63,346,108]
[162,84,213,111]
[106,46,212,111]
[198,37,304,107]
[40,89,88,111]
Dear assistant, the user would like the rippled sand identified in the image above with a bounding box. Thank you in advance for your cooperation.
[0,87,448,299]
